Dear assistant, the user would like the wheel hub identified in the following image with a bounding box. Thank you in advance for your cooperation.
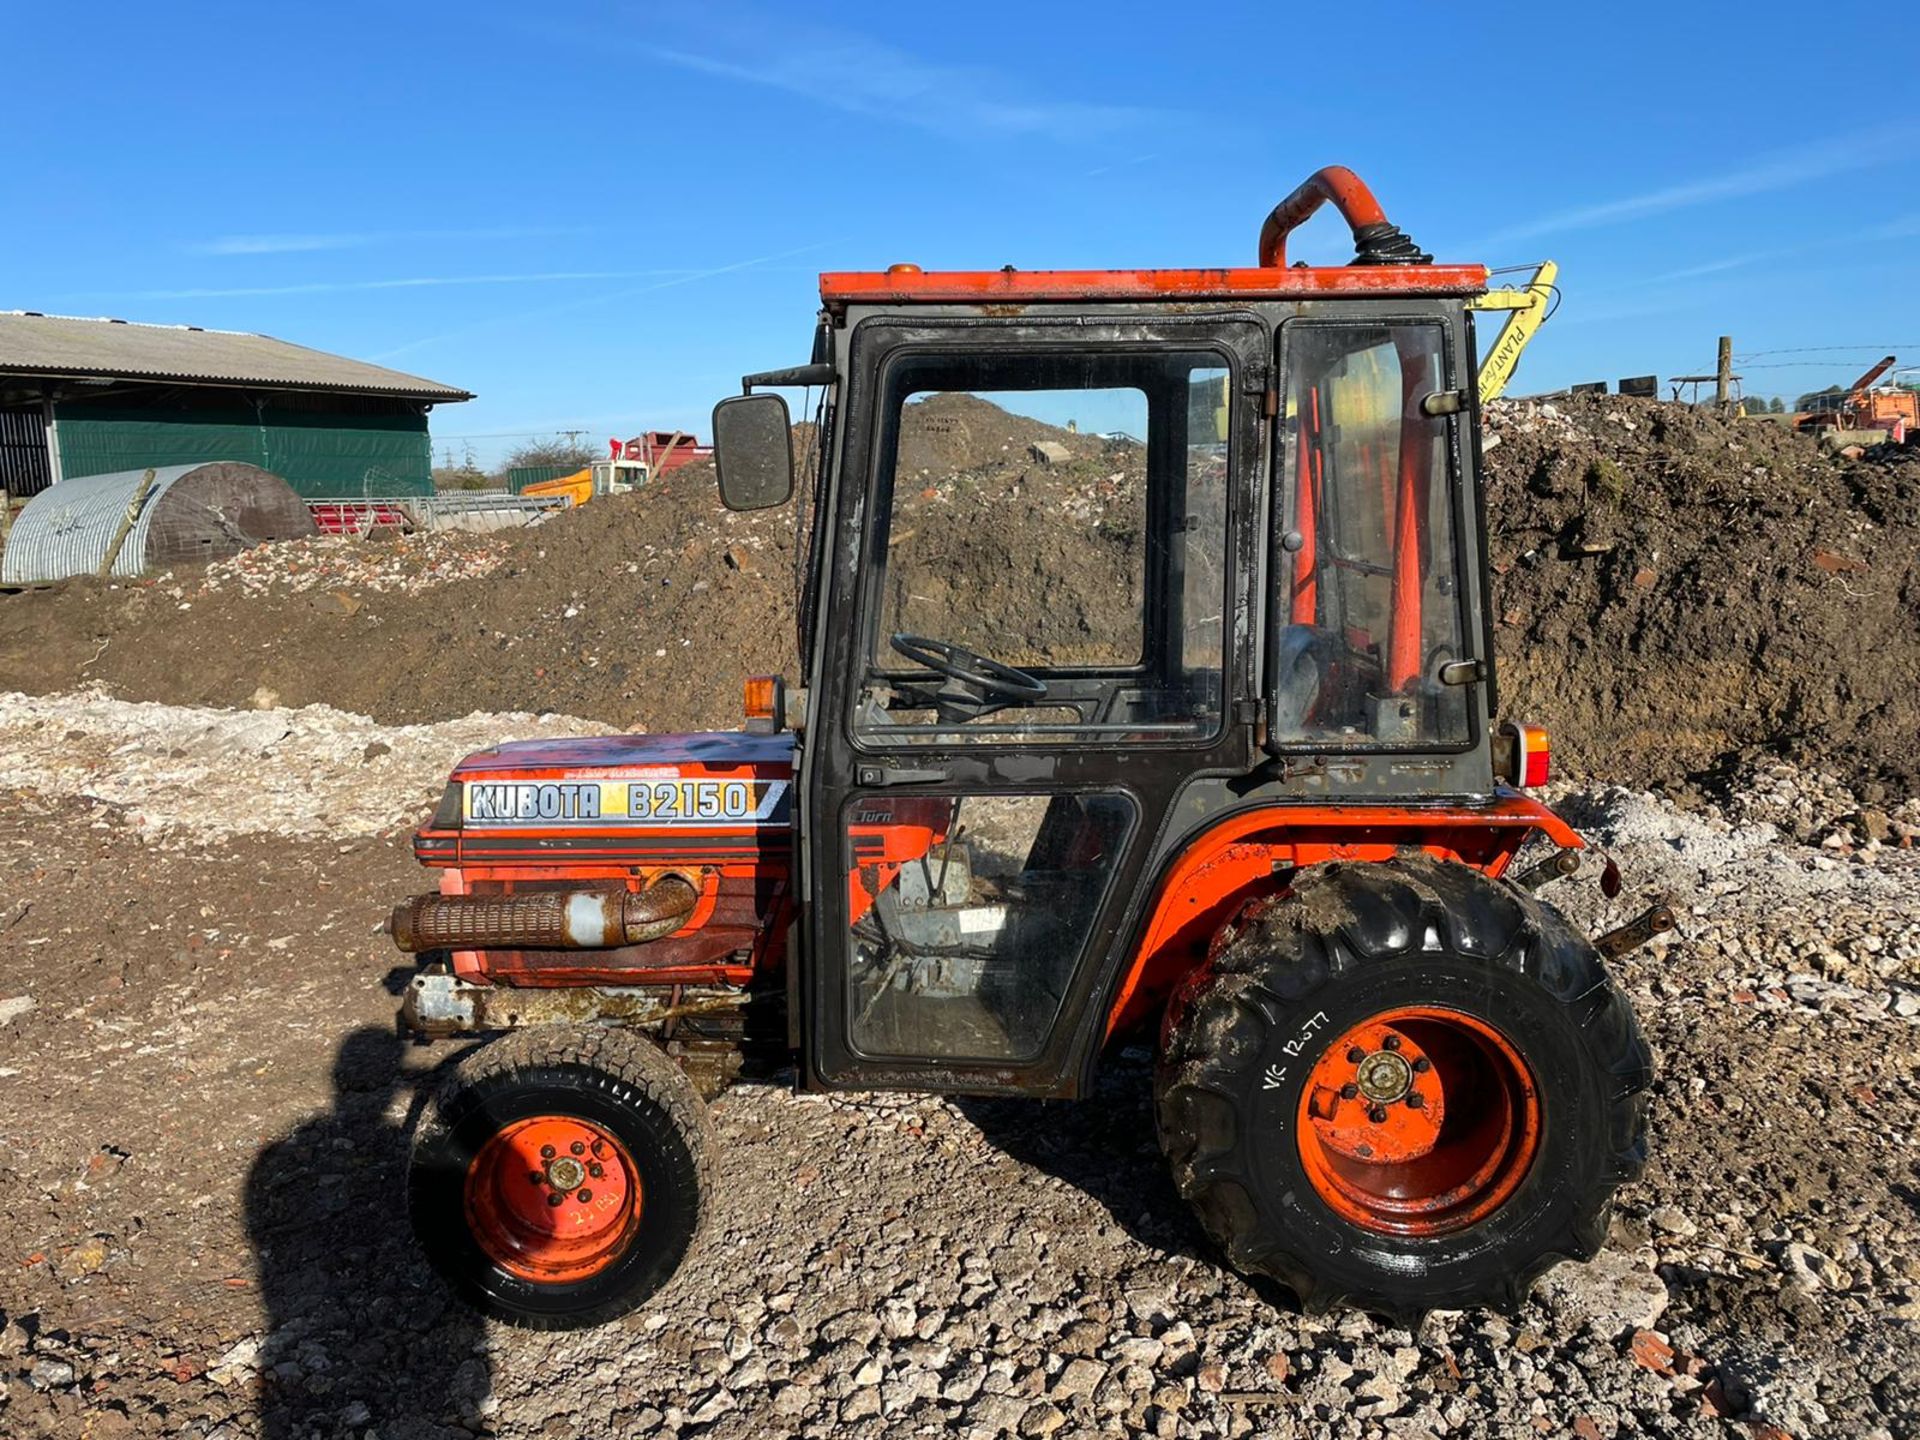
[465,1116,643,1282]
[1297,1008,1539,1237]
[1354,1049,1413,1104]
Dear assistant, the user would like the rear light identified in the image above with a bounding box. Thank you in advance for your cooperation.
[1519,726,1550,788]
[743,675,785,734]
[1494,722,1550,788]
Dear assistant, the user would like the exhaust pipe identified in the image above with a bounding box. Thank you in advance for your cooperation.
[389,875,698,953]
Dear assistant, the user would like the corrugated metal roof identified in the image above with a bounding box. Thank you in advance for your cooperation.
[2,463,202,583]
[0,312,472,401]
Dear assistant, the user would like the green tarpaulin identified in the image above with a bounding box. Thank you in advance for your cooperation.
[56,403,433,499]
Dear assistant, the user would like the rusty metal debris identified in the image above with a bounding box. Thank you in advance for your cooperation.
[1594,900,1677,959]
[1513,848,1581,890]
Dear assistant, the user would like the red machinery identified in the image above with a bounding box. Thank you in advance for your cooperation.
[388,167,1664,1332]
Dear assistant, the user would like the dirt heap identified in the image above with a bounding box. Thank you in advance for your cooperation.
[1483,395,1920,795]
[888,397,1149,666]
[0,394,1914,796]
[0,461,800,736]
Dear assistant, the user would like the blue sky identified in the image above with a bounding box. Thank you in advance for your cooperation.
[9,1,1916,466]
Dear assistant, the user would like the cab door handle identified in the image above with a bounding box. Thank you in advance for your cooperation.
[857,765,948,787]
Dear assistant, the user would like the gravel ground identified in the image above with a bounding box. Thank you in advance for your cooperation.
[0,693,1916,1440]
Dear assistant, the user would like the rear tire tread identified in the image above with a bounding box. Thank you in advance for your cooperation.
[1155,855,1650,1321]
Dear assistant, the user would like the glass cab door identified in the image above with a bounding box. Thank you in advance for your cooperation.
[803,322,1261,1092]
[1271,321,1473,751]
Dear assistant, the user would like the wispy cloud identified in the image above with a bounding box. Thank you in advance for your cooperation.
[1480,130,1916,249]
[188,225,587,257]
[1085,152,1159,179]
[71,270,699,302]
[370,239,837,362]
[1865,213,1920,241]
[642,20,1167,143]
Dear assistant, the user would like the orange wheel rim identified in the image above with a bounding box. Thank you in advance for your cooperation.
[1296,1007,1539,1237]
[464,1116,643,1282]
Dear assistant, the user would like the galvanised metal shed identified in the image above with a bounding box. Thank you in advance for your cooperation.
[0,461,317,584]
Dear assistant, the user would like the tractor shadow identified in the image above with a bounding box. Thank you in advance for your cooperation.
[245,1026,490,1440]
[954,1051,1296,1311]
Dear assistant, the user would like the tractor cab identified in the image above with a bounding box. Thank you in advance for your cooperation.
[394,169,1658,1332]
[711,169,1507,1094]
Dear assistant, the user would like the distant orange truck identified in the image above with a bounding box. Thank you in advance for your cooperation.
[523,431,713,507]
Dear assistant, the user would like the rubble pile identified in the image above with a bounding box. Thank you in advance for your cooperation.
[0,689,610,842]
[197,530,511,597]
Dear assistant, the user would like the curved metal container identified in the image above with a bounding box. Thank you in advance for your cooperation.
[1,462,314,583]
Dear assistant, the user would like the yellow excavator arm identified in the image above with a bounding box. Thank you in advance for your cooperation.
[1470,261,1558,403]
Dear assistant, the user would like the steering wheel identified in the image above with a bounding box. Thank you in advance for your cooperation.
[889,633,1049,703]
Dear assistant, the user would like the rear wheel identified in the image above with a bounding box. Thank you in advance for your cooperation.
[409,1027,714,1330]
[1154,855,1650,1321]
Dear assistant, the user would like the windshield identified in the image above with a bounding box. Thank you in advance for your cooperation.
[854,349,1230,744]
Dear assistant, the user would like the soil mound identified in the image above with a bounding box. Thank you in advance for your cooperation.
[0,461,799,735]
[1483,396,1920,795]
[0,394,1914,796]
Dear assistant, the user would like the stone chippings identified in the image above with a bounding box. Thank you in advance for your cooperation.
[197,531,513,598]
[0,688,615,844]
[0,703,1915,1436]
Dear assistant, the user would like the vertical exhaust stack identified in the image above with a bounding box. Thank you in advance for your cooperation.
[1257,166,1433,269]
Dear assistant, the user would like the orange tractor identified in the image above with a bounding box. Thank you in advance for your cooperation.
[389,167,1662,1330]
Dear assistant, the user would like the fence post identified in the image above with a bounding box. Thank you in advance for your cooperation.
[97,467,156,580]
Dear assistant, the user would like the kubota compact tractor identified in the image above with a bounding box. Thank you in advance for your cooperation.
[389,168,1663,1331]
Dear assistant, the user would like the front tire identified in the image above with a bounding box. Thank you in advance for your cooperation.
[1154,855,1651,1322]
[409,1027,714,1330]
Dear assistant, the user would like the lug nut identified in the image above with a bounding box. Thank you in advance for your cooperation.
[1413,1057,1432,1073]
[546,1192,565,1207]
[577,1188,593,1203]
[591,1139,608,1158]
[540,1144,556,1159]
[1382,1033,1402,1051]
[1406,1092,1426,1110]
[570,1141,586,1156]
[1340,1083,1359,1100]
[589,1163,605,1179]
[1367,1104,1388,1123]
[1346,1047,1366,1064]
[529,1171,545,1186]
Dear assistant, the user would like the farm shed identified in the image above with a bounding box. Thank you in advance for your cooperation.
[0,313,472,502]
[0,462,316,584]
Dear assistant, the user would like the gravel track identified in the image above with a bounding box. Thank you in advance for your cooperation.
[0,695,1916,1439]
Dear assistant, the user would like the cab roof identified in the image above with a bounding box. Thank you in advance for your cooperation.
[820,166,1488,314]
[818,262,1489,313]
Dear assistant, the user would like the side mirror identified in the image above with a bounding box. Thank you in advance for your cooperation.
[712,393,794,511]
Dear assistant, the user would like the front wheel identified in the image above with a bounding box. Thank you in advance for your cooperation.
[1155,855,1651,1322]
[409,1027,714,1330]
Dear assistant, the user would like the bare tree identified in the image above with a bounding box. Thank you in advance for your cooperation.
[501,435,599,476]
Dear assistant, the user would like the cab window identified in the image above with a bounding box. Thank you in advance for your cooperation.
[856,350,1230,745]
[1273,323,1470,747]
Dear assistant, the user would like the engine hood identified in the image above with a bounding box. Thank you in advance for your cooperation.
[417,731,796,862]
[451,730,794,782]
